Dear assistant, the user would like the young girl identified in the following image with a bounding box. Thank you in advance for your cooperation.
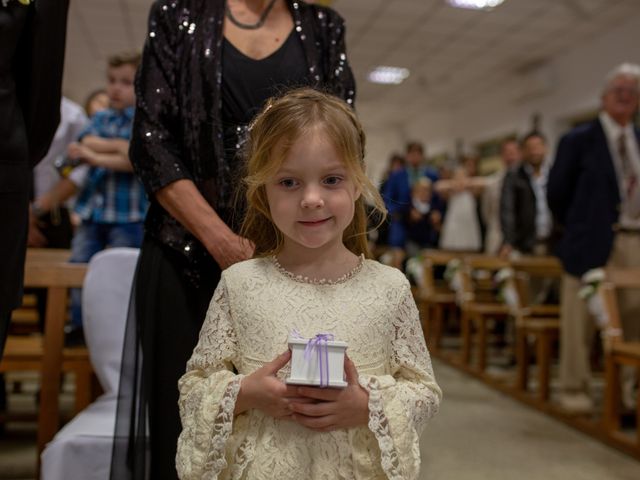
[176,89,442,480]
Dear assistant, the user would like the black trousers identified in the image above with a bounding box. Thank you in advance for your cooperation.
[135,236,220,479]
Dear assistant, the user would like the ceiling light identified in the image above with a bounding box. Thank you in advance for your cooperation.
[367,66,410,85]
[447,0,506,10]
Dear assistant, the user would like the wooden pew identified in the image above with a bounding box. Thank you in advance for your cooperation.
[414,249,461,351]
[458,255,512,373]
[600,267,640,453]
[0,253,92,465]
[510,256,563,404]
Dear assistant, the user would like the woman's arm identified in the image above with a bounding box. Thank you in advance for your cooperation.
[155,180,254,269]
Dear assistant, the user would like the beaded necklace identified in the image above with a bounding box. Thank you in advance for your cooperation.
[225,0,278,30]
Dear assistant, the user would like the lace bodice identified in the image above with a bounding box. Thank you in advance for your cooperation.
[177,258,442,480]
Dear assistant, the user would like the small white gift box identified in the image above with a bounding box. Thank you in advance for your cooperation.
[286,334,348,388]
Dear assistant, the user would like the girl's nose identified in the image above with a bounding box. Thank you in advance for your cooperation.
[300,186,324,208]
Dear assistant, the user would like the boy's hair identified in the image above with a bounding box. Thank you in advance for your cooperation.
[241,88,387,258]
[406,141,424,155]
[107,51,141,70]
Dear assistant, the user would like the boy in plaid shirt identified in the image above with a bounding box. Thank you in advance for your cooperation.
[67,52,147,334]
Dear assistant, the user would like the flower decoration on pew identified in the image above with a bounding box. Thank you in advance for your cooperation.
[405,255,425,289]
[577,267,608,328]
[444,258,466,304]
[493,267,520,311]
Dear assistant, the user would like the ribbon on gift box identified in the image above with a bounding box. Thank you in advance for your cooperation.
[291,330,335,388]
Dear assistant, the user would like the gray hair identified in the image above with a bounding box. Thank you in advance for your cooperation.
[603,62,640,92]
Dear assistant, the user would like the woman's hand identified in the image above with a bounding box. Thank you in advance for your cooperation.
[207,228,254,270]
[289,355,369,432]
[234,350,314,419]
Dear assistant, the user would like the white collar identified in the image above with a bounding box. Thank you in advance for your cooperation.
[599,111,634,141]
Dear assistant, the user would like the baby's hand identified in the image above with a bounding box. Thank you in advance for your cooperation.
[235,351,313,419]
[289,354,369,432]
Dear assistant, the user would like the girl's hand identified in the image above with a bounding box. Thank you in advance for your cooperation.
[289,354,369,432]
[235,350,313,419]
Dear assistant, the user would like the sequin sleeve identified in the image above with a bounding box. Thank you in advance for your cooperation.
[308,5,356,107]
[323,8,356,106]
[358,279,442,480]
[130,0,193,196]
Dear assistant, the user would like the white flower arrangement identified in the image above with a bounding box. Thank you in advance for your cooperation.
[493,267,520,310]
[443,258,461,283]
[444,258,466,304]
[405,255,425,289]
[577,268,608,328]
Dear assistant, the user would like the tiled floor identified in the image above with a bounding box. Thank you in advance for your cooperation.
[1,361,639,480]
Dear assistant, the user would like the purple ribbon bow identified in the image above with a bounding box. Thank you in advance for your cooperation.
[292,330,334,388]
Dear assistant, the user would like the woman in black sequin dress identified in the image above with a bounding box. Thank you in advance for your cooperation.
[112,1,355,478]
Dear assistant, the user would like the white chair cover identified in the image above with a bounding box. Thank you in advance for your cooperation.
[41,247,139,480]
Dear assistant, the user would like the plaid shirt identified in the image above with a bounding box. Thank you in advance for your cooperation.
[74,107,148,223]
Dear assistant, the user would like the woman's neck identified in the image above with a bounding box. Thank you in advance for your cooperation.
[276,242,360,282]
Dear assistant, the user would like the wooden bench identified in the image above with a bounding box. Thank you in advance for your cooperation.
[414,249,461,351]
[600,268,640,453]
[510,256,563,404]
[459,255,512,373]
[0,253,92,463]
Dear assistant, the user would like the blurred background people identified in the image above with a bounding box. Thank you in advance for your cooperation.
[500,132,552,259]
[481,138,520,254]
[405,177,443,257]
[64,52,146,342]
[383,141,437,267]
[436,157,487,252]
[29,97,88,250]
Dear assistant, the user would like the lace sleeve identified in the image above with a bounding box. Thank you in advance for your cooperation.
[359,280,442,480]
[176,276,243,480]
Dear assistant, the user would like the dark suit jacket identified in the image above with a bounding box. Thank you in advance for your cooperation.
[0,0,69,316]
[500,164,537,253]
[547,118,640,277]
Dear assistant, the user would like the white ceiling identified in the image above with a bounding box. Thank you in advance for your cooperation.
[63,0,640,131]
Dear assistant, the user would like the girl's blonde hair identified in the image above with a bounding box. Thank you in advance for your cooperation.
[240,88,387,258]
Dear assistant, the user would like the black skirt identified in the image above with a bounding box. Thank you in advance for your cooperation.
[111,234,221,479]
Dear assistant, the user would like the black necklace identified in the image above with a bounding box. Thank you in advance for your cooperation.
[226,0,278,30]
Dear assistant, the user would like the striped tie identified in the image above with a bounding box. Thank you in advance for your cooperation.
[618,133,637,198]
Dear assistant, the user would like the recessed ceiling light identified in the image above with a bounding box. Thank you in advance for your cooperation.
[367,66,410,85]
[447,0,506,10]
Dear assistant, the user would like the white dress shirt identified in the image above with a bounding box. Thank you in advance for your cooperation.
[524,162,552,240]
[33,97,89,199]
[599,111,640,227]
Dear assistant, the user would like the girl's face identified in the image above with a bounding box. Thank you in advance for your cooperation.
[265,128,360,255]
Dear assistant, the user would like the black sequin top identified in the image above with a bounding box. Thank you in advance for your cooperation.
[130,0,356,271]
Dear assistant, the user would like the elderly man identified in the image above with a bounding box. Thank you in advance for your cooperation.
[548,63,640,412]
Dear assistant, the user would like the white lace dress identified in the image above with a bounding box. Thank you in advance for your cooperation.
[176,257,442,480]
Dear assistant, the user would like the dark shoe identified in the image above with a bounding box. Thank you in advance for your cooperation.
[64,325,85,347]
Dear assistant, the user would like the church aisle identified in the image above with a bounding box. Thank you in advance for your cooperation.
[420,360,639,480]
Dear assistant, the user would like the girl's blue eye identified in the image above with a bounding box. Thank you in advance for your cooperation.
[279,178,297,188]
[324,176,342,186]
